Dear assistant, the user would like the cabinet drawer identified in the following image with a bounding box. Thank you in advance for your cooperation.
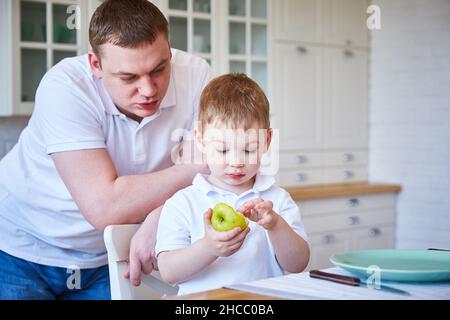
[324,167,368,184]
[279,152,325,169]
[303,209,395,234]
[299,193,396,216]
[325,150,368,167]
[277,169,323,187]
[351,225,396,250]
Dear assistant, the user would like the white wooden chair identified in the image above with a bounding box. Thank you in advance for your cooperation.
[103,224,178,300]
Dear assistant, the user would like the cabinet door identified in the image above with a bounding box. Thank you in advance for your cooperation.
[272,0,322,43]
[323,0,369,47]
[272,42,323,150]
[306,231,351,271]
[323,47,368,149]
[351,225,396,251]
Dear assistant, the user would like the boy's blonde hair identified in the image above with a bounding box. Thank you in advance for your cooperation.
[199,74,270,132]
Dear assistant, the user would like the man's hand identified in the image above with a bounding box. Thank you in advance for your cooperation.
[201,209,250,257]
[238,199,279,230]
[124,206,162,286]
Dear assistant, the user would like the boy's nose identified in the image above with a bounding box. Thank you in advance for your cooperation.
[228,152,245,167]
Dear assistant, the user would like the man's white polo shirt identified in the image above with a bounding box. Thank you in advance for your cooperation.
[0,49,212,268]
[156,173,308,295]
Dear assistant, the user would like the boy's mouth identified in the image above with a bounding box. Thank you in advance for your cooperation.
[227,173,246,180]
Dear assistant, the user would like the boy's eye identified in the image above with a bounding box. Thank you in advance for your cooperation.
[217,149,228,154]
[245,150,256,154]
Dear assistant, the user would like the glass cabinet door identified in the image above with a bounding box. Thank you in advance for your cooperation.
[166,0,213,67]
[18,0,85,103]
[227,0,269,94]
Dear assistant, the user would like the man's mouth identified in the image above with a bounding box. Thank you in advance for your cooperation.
[138,101,158,110]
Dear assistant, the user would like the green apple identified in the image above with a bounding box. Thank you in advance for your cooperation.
[211,203,249,232]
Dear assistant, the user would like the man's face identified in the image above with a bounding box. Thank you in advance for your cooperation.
[88,34,172,122]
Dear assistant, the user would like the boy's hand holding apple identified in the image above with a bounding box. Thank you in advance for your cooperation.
[202,208,250,257]
[238,198,279,230]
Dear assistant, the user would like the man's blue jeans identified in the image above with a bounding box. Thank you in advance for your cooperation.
[0,250,111,300]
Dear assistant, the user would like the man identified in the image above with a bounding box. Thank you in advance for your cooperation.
[0,0,212,299]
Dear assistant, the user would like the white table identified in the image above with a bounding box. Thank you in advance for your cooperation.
[226,267,450,300]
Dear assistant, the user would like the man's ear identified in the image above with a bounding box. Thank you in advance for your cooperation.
[263,128,273,153]
[88,50,103,79]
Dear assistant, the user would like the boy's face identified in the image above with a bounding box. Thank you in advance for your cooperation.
[88,33,172,122]
[196,121,272,191]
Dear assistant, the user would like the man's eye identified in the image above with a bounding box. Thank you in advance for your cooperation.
[121,76,136,82]
[245,150,256,154]
[217,149,228,154]
[153,67,164,75]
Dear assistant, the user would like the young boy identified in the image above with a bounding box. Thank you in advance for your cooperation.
[156,74,310,295]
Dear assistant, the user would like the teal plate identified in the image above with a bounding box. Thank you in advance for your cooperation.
[330,249,450,283]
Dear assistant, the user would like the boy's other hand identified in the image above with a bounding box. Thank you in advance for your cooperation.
[238,198,279,230]
[202,208,250,257]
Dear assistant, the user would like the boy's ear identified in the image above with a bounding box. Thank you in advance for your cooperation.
[194,128,205,153]
[263,128,273,153]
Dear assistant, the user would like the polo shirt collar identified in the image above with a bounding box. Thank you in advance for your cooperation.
[192,173,276,197]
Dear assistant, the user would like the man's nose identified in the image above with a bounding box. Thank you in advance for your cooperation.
[138,76,157,98]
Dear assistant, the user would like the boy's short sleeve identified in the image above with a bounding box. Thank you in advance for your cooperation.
[33,76,106,155]
[155,193,192,256]
[277,190,309,242]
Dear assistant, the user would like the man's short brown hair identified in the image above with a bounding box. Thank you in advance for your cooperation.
[89,0,169,57]
[199,73,270,131]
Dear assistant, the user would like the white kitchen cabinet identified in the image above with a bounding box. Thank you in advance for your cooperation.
[272,0,322,44]
[301,193,397,271]
[272,0,369,48]
[272,42,323,150]
[272,1,370,186]
[323,0,369,47]
[0,0,89,116]
[323,47,368,149]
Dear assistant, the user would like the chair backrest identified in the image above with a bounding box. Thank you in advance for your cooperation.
[103,224,178,299]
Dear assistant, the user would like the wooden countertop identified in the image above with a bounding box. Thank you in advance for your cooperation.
[285,182,402,201]
[164,288,279,300]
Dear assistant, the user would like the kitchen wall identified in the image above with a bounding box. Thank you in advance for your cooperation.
[0,116,29,159]
[369,0,450,249]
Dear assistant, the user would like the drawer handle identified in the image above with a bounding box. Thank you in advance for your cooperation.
[296,155,308,164]
[343,170,354,179]
[347,216,360,226]
[297,46,308,54]
[343,153,355,162]
[344,49,354,58]
[296,173,308,182]
[322,234,336,244]
[369,228,382,237]
[348,198,360,207]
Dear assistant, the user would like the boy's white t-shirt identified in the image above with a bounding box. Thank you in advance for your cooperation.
[156,173,308,295]
[0,49,212,268]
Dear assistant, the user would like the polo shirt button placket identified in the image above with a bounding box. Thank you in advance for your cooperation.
[134,128,146,163]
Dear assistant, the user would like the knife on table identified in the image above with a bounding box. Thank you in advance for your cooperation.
[309,270,410,296]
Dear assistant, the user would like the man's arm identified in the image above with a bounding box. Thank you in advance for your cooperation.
[52,148,205,230]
